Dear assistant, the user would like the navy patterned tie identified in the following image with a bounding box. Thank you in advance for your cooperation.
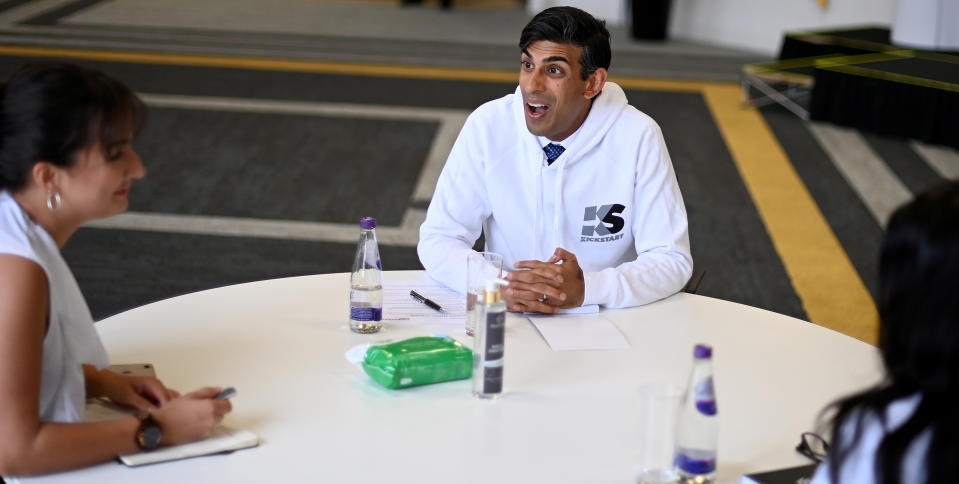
[543,143,565,166]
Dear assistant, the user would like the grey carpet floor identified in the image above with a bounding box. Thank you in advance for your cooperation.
[0,0,955,331]
[25,53,808,321]
[0,54,947,323]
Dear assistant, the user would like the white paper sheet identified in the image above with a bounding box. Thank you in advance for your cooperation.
[556,304,599,314]
[527,313,630,350]
[383,280,466,323]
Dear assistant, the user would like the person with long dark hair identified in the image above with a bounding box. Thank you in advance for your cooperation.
[0,62,231,477]
[812,180,959,483]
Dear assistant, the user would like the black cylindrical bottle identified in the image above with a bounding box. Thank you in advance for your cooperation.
[472,279,505,398]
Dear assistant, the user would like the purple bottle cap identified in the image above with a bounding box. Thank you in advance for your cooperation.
[360,217,376,229]
[693,344,712,359]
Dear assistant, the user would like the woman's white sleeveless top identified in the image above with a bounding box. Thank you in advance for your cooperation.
[0,190,109,422]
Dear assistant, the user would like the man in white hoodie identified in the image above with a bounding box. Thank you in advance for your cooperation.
[418,6,692,313]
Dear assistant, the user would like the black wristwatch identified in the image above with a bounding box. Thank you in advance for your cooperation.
[135,413,162,450]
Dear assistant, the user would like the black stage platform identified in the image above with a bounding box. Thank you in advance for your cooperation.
[743,27,959,149]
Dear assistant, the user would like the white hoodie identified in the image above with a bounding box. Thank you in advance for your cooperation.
[418,82,692,308]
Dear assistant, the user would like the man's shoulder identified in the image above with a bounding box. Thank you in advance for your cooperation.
[595,105,661,150]
[460,90,523,147]
[469,89,519,123]
[596,82,659,133]
[615,103,660,132]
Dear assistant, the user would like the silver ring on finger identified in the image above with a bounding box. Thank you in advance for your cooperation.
[537,294,548,303]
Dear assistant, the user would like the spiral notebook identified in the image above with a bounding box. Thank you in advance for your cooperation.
[118,425,259,467]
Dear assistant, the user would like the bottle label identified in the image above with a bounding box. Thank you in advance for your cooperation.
[350,306,382,321]
[695,377,717,416]
[675,450,716,474]
[483,311,505,393]
[484,312,505,360]
[483,362,503,394]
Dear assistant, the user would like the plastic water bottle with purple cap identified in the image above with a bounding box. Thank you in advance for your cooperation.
[674,344,718,484]
[349,216,383,334]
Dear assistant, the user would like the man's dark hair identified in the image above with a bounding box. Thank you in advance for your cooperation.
[519,6,611,81]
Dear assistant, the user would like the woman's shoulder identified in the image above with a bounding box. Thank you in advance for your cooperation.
[884,393,922,426]
[838,393,922,444]
[0,193,50,310]
[0,191,40,261]
[0,252,47,292]
[815,393,928,484]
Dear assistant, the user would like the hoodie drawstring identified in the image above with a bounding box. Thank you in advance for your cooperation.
[553,162,566,253]
[533,152,544,260]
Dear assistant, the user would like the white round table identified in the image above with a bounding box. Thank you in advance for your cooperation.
[23,271,882,483]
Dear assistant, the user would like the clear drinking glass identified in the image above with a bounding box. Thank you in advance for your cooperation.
[635,383,684,484]
[465,251,503,336]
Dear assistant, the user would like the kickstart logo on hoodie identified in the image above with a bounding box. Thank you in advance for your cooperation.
[581,204,626,242]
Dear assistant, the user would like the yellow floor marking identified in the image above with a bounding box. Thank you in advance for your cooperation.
[0,45,729,92]
[702,84,878,345]
[0,44,876,342]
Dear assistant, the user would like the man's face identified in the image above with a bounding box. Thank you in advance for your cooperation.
[519,40,603,142]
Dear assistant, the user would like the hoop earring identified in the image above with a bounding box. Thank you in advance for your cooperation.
[46,190,62,212]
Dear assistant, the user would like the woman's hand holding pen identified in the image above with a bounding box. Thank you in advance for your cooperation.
[87,367,233,446]
[152,387,233,446]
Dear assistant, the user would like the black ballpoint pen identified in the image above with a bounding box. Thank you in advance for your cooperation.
[214,387,236,400]
[410,290,446,314]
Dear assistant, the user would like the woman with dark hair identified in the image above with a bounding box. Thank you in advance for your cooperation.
[811,180,959,483]
[0,63,231,477]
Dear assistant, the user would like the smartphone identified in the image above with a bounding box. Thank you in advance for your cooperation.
[108,363,156,378]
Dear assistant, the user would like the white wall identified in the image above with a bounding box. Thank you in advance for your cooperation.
[527,0,627,28]
[891,0,959,50]
[669,0,896,55]
[528,0,898,56]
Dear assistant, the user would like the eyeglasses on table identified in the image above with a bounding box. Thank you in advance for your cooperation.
[796,431,830,462]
